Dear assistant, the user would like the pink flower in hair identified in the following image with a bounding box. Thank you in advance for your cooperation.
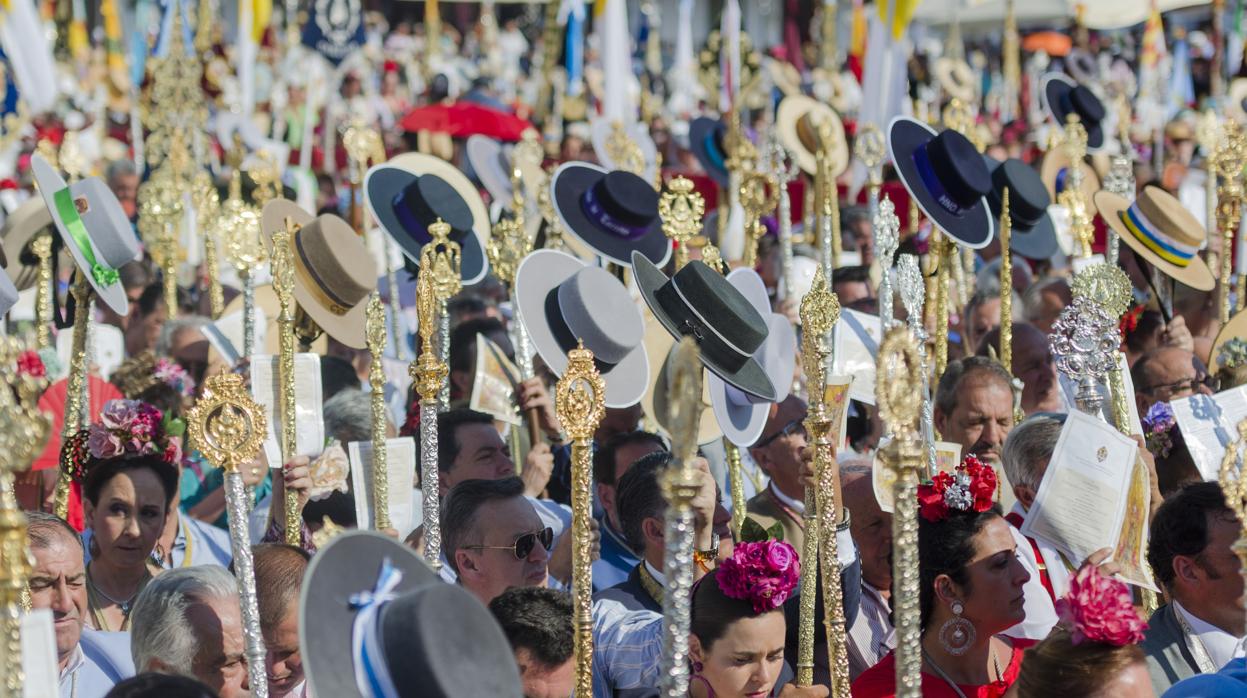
[717,540,801,614]
[87,427,124,459]
[1055,564,1148,646]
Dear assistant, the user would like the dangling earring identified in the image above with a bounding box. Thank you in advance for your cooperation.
[692,660,704,674]
[939,600,976,656]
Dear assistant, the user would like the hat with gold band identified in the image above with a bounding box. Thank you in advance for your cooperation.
[1094,186,1214,291]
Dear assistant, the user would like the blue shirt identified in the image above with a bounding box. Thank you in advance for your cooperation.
[63,630,134,698]
[591,516,639,592]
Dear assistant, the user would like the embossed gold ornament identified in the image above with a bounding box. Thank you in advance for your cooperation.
[1214,120,1247,324]
[270,218,301,546]
[411,268,449,571]
[740,171,779,268]
[1072,263,1133,321]
[659,177,706,271]
[54,276,93,519]
[605,121,646,177]
[365,295,391,531]
[1058,115,1095,258]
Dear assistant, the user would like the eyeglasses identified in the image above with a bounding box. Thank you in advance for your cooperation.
[1141,374,1217,398]
[754,419,807,449]
[463,527,554,560]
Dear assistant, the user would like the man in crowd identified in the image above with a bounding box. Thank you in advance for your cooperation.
[976,323,1065,415]
[747,395,813,548]
[1143,482,1246,693]
[1021,277,1071,335]
[1132,345,1215,415]
[489,587,575,698]
[591,430,667,590]
[26,511,134,698]
[129,566,249,698]
[840,460,895,680]
[933,356,1016,508]
[443,476,553,605]
[253,544,311,698]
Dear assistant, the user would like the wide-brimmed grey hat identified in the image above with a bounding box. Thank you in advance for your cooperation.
[515,249,649,408]
[31,154,139,315]
[300,531,521,698]
[708,268,797,447]
[0,196,55,292]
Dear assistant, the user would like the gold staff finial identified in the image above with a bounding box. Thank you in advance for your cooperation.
[606,121,646,177]
[423,218,462,302]
[658,177,706,271]
[186,373,267,473]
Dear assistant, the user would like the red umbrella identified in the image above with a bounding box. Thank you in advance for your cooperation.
[400,101,534,142]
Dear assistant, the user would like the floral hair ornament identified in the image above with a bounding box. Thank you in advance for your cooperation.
[154,357,196,398]
[1141,402,1177,459]
[715,539,801,614]
[917,454,997,522]
[61,399,182,482]
[1055,564,1148,646]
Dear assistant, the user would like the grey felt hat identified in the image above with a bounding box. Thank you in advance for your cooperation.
[31,154,139,315]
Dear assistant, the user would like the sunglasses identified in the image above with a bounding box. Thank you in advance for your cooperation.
[754,419,807,449]
[1141,373,1217,398]
[463,527,554,560]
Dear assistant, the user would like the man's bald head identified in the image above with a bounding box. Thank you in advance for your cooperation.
[839,458,891,592]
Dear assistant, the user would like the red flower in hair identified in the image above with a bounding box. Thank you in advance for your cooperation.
[916,455,997,522]
[17,350,45,378]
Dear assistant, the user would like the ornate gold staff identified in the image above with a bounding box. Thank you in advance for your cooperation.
[931,230,952,386]
[740,171,778,268]
[364,295,391,532]
[219,170,267,359]
[816,121,842,278]
[798,269,850,693]
[659,337,703,698]
[876,326,924,697]
[1217,417,1247,636]
[31,232,53,350]
[555,342,605,697]
[0,337,52,695]
[424,220,461,412]
[270,217,301,545]
[659,177,704,272]
[54,275,93,519]
[999,190,1013,374]
[1213,120,1246,324]
[897,254,937,477]
[186,373,270,698]
[411,265,447,570]
[1058,115,1095,260]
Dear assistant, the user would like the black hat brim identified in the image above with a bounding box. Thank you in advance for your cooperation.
[365,166,488,284]
[632,250,776,402]
[982,155,1060,261]
[550,163,672,268]
[689,117,730,187]
[887,118,994,250]
[1043,76,1106,152]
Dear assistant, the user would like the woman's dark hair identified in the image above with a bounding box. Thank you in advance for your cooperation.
[918,505,1003,630]
[1012,627,1145,697]
[691,568,784,649]
[105,673,217,698]
[83,454,179,508]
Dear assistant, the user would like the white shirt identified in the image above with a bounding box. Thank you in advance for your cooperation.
[643,560,667,588]
[1174,599,1247,671]
[1003,504,1060,641]
[767,482,858,569]
[770,482,805,515]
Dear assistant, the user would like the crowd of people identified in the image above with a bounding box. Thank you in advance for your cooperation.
[2,1,1247,697]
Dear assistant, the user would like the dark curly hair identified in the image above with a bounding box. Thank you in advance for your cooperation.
[488,586,574,668]
[918,504,1003,630]
[1147,481,1236,591]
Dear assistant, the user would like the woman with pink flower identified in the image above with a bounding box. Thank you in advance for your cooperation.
[853,456,1033,698]
[64,399,182,631]
[1009,564,1152,696]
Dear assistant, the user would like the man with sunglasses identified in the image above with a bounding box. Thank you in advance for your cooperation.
[444,476,556,605]
[1132,346,1215,415]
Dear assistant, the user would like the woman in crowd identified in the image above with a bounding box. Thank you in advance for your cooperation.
[1010,564,1151,697]
[853,456,1032,697]
[70,399,181,631]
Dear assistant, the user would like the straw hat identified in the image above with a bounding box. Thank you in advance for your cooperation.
[1038,148,1101,206]
[0,197,55,292]
[776,94,849,177]
[1094,186,1215,291]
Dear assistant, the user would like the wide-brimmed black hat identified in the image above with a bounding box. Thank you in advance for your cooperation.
[689,116,730,186]
[632,250,775,401]
[982,155,1059,261]
[550,162,671,267]
[1042,73,1106,152]
[887,117,994,249]
[364,153,490,286]
[300,531,521,698]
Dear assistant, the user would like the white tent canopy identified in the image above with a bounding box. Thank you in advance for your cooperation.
[912,0,1209,30]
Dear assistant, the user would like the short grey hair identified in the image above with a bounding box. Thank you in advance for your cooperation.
[1001,412,1067,491]
[838,457,872,479]
[105,159,138,184]
[1022,277,1069,323]
[975,258,1034,298]
[130,566,238,675]
[25,511,83,553]
[155,315,211,356]
[934,356,1014,416]
[323,389,378,444]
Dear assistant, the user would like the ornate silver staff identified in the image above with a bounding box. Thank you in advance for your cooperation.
[659,337,703,698]
[411,264,448,571]
[554,342,606,697]
[855,124,886,238]
[1050,295,1119,416]
[424,221,462,412]
[767,136,799,302]
[186,373,270,698]
[876,326,924,698]
[875,196,901,326]
[898,254,936,476]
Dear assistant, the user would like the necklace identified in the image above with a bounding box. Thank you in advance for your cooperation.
[86,563,150,631]
[921,644,1004,698]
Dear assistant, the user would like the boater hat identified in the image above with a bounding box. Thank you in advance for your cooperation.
[590,119,660,185]
[708,268,797,447]
[689,116,731,186]
[550,162,672,268]
[31,154,140,315]
[514,249,649,408]
[300,531,522,698]
[1,196,56,291]
[261,199,378,349]
[633,251,775,402]
[1094,185,1216,291]
[982,155,1059,261]
[887,117,995,249]
[933,57,977,103]
[776,94,850,177]
[1038,147,1101,205]
[364,152,491,286]
[1042,72,1107,152]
